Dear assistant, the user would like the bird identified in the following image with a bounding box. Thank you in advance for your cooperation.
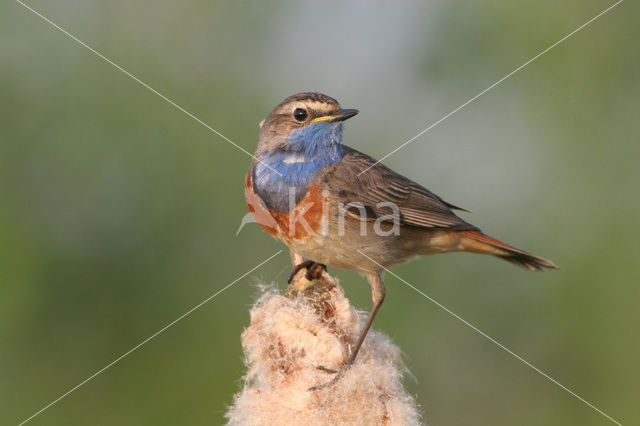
[245,92,557,390]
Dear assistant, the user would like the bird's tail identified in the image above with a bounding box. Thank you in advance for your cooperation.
[459,230,558,271]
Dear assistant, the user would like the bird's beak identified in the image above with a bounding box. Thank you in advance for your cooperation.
[311,108,359,123]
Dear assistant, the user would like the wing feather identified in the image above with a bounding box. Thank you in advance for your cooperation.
[319,145,478,231]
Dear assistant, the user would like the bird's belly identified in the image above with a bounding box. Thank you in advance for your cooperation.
[287,214,461,273]
[287,232,373,271]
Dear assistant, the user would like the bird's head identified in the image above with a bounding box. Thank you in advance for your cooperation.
[255,92,358,158]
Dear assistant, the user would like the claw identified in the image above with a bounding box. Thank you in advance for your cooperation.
[308,361,354,391]
[308,370,345,391]
[316,365,338,374]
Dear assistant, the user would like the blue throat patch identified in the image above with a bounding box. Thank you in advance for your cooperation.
[253,122,344,212]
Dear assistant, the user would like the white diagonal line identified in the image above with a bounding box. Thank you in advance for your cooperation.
[357,250,623,425]
[15,0,282,176]
[357,0,623,176]
[17,250,283,426]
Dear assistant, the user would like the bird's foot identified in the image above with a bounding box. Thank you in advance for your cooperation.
[287,261,327,283]
[287,260,314,283]
[307,362,352,391]
[305,262,327,281]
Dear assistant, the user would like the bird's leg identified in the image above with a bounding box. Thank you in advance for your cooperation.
[309,272,386,391]
[343,272,386,367]
[290,250,304,267]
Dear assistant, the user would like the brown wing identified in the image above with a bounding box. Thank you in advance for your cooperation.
[319,145,479,231]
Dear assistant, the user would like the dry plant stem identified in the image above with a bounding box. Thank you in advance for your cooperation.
[289,268,387,393]
[289,258,385,391]
[226,269,421,425]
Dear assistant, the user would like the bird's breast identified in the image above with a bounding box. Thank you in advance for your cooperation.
[245,169,325,241]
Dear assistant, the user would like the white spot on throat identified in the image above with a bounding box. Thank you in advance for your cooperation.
[282,154,308,164]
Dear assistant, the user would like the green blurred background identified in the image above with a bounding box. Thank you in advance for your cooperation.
[1,1,638,424]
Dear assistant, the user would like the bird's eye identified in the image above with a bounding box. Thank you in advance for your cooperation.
[293,108,308,122]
